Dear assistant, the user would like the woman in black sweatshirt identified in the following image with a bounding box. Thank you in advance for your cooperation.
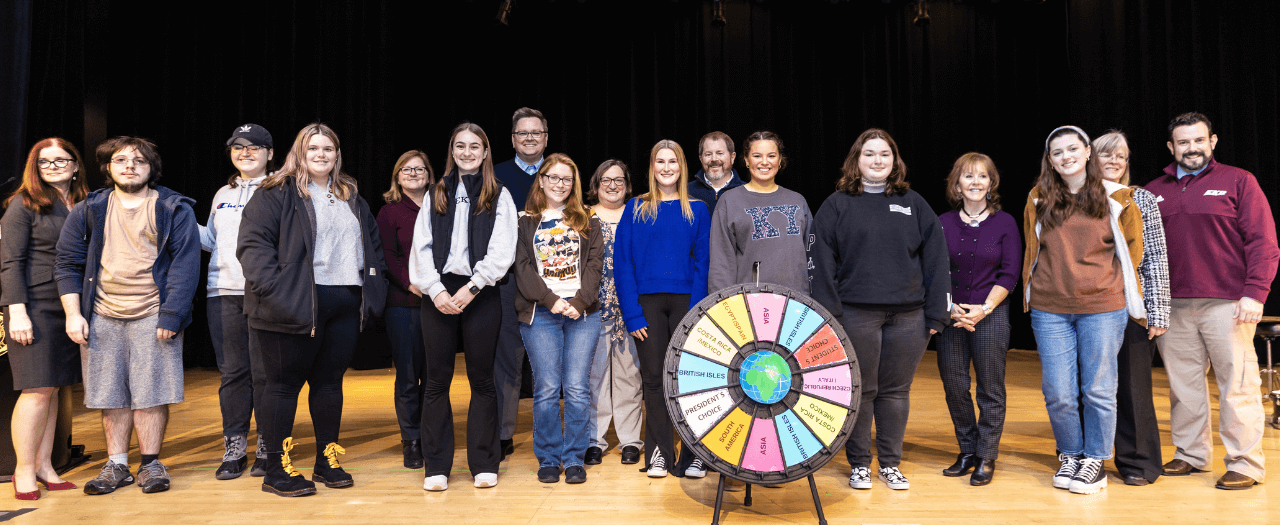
[808,128,950,492]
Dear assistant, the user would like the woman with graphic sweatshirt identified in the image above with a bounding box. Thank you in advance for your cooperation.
[809,128,950,492]
[200,123,274,480]
[613,139,710,477]
[1022,126,1148,496]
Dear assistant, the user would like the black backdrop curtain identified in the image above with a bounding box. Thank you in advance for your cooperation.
[14,0,1280,361]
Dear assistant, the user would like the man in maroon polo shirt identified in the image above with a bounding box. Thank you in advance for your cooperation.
[1145,112,1279,490]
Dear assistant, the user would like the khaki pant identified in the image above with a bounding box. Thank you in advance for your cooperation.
[1160,298,1266,480]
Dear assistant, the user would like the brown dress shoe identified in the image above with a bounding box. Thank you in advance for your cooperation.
[1215,471,1258,490]
[1162,459,1204,476]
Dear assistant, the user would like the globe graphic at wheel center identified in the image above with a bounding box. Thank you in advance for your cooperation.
[739,350,792,405]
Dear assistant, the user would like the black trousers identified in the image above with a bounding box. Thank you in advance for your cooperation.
[1114,318,1163,481]
[419,273,501,478]
[841,305,929,469]
[935,304,1010,460]
[207,295,264,438]
[635,293,688,470]
[256,285,361,455]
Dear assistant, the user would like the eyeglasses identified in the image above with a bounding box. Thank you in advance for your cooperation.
[600,177,626,187]
[37,158,75,169]
[400,166,428,175]
[542,174,574,186]
[111,156,149,167]
[1096,152,1129,161]
[513,131,547,139]
[228,145,269,154]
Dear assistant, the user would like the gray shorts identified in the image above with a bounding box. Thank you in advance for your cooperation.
[81,313,185,410]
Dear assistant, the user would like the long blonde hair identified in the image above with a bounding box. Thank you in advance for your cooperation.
[261,123,358,200]
[524,153,591,236]
[383,150,433,203]
[433,122,500,215]
[634,139,695,223]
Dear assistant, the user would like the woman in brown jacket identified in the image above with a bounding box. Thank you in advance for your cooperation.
[514,153,604,485]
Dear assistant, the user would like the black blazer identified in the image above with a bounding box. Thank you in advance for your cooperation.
[1,198,69,306]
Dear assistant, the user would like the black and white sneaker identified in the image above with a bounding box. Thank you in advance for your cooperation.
[647,450,668,478]
[878,466,910,490]
[848,467,872,490]
[1053,454,1081,490]
[1069,458,1107,494]
[684,458,707,478]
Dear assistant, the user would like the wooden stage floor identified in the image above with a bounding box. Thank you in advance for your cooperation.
[6,349,1277,524]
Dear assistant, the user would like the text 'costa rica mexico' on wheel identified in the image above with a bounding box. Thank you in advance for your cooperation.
[664,283,861,485]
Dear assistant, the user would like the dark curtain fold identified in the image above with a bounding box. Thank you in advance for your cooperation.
[2,0,33,185]
[21,0,1280,355]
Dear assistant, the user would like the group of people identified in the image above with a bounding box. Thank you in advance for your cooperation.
[1,109,1273,502]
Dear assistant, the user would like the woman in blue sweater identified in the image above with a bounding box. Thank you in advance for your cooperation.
[613,139,710,477]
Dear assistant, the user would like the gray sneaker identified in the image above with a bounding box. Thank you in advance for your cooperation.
[84,462,135,495]
[137,460,171,494]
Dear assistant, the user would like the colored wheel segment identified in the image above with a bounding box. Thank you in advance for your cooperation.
[664,283,861,485]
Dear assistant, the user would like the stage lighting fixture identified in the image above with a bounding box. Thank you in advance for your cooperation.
[913,0,930,26]
[496,0,514,26]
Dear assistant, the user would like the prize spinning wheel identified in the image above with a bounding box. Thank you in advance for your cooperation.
[664,283,861,485]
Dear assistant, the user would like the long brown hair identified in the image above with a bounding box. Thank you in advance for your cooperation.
[836,128,910,196]
[1034,127,1108,230]
[524,153,591,236]
[635,140,695,223]
[260,123,359,200]
[944,152,1002,212]
[432,122,500,215]
[383,150,434,203]
[7,137,89,212]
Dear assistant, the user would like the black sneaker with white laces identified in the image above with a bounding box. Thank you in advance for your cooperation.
[1053,453,1081,490]
[684,458,707,478]
[647,450,668,478]
[1069,458,1107,494]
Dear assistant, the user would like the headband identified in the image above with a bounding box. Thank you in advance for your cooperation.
[1045,125,1090,150]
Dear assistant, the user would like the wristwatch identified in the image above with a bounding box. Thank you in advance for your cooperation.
[981,303,993,315]
[468,283,481,295]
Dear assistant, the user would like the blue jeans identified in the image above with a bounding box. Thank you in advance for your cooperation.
[1030,307,1127,460]
[520,305,602,468]
[386,306,424,441]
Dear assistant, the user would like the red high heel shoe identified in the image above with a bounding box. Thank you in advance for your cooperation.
[36,477,77,491]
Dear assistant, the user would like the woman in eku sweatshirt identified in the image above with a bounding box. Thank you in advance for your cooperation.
[199,123,274,480]
[808,128,950,492]
[613,139,710,478]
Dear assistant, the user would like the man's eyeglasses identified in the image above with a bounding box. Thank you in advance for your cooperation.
[111,157,149,167]
[513,131,547,139]
[228,145,269,154]
[37,158,74,169]
[542,174,573,186]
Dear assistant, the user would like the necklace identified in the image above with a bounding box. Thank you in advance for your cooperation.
[961,206,985,227]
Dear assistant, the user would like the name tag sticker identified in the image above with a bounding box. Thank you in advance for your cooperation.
[889,204,912,216]
[369,268,377,276]
[1204,190,1226,196]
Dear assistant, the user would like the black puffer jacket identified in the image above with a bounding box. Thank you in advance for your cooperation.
[237,176,387,335]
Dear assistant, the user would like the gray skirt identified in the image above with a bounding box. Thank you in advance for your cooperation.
[4,281,81,390]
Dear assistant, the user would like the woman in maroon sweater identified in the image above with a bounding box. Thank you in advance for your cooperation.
[376,150,434,470]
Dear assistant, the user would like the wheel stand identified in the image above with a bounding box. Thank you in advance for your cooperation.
[709,473,828,525]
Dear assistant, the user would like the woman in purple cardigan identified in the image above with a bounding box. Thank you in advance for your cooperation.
[376,150,434,470]
[934,152,1021,486]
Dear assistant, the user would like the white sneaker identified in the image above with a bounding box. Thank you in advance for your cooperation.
[848,467,872,490]
[1053,454,1081,490]
[473,472,498,488]
[423,475,447,491]
[684,458,707,478]
[647,450,668,478]
[1068,458,1107,494]
[878,466,910,490]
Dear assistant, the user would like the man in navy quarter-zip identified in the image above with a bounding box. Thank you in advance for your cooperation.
[492,107,549,459]
[55,136,201,496]
[687,131,745,215]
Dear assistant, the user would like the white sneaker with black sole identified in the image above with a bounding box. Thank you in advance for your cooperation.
[1053,453,1081,490]
[684,458,707,478]
[1068,458,1106,494]
[848,466,872,490]
[647,450,668,478]
[878,466,910,490]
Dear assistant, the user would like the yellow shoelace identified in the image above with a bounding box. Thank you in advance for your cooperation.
[281,437,302,477]
[322,442,346,469]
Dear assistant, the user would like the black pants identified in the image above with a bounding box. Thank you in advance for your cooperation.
[208,295,264,438]
[420,273,501,477]
[840,305,929,469]
[386,306,424,441]
[936,304,1010,460]
[635,293,688,470]
[1114,318,1163,481]
[256,285,361,455]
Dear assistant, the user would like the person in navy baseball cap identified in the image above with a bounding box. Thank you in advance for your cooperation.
[226,123,273,149]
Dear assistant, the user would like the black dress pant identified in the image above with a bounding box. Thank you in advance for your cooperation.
[936,304,1010,460]
[419,273,501,478]
[1114,318,1163,481]
[635,293,689,470]
[208,295,265,438]
[256,285,361,454]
